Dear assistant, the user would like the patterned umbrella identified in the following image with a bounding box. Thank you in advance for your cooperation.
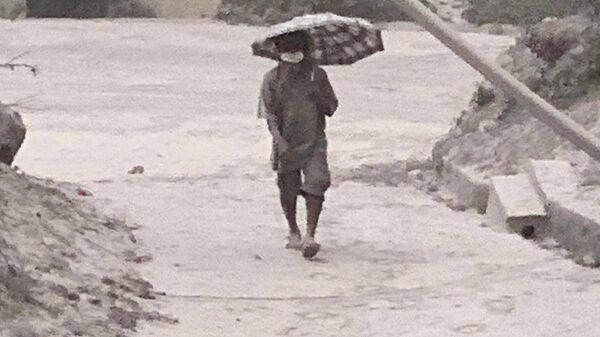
[252,13,385,66]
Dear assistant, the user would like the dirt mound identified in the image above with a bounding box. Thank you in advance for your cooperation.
[433,15,600,185]
[0,164,174,337]
[216,0,437,25]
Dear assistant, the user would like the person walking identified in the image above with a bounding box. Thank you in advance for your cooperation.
[259,31,338,259]
[253,13,385,259]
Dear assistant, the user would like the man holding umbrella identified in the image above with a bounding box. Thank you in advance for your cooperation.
[259,30,337,259]
[254,14,384,259]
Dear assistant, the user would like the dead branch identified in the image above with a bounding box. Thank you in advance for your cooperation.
[6,94,38,106]
[5,93,47,112]
[0,52,38,76]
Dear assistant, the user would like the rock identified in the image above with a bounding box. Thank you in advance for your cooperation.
[429,193,443,202]
[128,166,144,174]
[87,298,102,306]
[427,183,439,193]
[0,103,26,166]
[109,307,139,330]
[77,187,93,197]
[66,292,80,302]
[122,275,156,299]
[405,158,433,172]
[448,201,467,212]
[141,311,179,324]
[128,233,137,244]
[130,255,152,264]
[473,82,496,107]
[408,169,424,181]
[101,277,116,286]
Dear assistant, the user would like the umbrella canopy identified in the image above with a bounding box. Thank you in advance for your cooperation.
[252,13,385,66]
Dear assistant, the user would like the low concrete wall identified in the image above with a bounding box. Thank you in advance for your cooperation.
[25,0,221,18]
[439,161,489,214]
[140,0,220,18]
[527,160,600,266]
[550,204,600,266]
[26,0,109,18]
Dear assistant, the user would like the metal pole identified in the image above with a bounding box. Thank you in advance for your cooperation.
[394,0,600,162]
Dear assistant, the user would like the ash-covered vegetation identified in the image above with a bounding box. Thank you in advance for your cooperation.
[434,15,600,184]
[216,0,436,25]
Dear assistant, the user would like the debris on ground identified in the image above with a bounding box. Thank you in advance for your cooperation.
[128,165,145,175]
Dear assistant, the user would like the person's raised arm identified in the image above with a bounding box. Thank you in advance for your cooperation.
[313,68,338,117]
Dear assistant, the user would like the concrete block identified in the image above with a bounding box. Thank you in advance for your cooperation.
[527,159,579,203]
[528,159,600,265]
[487,174,549,238]
[140,0,220,18]
[549,203,600,266]
[441,163,489,214]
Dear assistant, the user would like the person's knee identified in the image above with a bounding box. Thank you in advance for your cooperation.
[316,180,331,195]
[314,172,331,192]
[302,191,325,202]
[277,171,301,192]
[301,176,330,200]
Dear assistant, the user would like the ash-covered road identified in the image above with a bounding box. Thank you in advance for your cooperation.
[3,19,599,337]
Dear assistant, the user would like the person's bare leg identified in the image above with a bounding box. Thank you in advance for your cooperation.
[278,171,302,249]
[303,193,323,258]
[280,184,299,233]
[305,193,323,238]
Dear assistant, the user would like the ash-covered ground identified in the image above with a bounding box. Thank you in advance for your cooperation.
[2,19,600,337]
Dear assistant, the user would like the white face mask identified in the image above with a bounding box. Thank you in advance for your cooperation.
[280,51,304,64]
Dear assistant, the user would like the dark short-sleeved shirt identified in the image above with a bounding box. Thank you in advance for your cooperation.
[259,64,338,171]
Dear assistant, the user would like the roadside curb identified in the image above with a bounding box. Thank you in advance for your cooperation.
[527,160,600,265]
[438,158,600,265]
[438,161,489,214]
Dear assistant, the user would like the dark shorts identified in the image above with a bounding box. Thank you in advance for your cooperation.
[277,144,331,198]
